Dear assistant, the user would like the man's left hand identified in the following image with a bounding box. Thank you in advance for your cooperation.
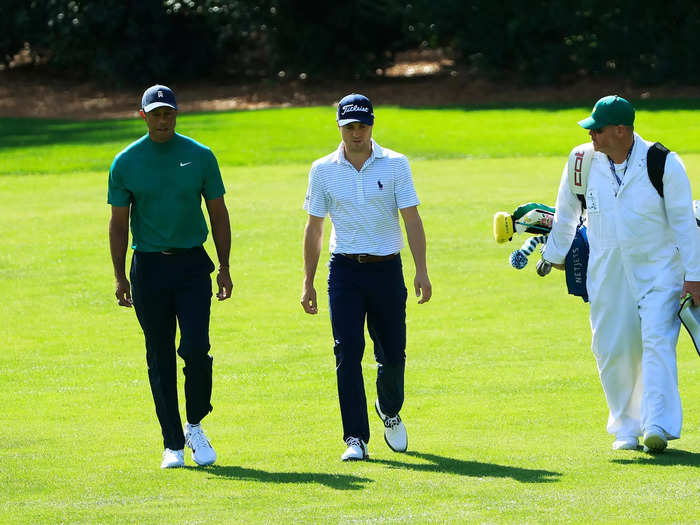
[682,280,700,305]
[414,272,432,304]
[217,267,233,301]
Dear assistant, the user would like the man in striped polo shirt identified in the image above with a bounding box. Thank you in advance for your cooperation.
[301,93,432,461]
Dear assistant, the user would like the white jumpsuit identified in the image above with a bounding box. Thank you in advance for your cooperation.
[543,133,700,440]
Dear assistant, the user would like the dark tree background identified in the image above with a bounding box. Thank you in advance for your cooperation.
[4,0,699,85]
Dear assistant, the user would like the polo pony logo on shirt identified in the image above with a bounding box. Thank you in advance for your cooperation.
[377,180,383,190]
[341,104,369,115]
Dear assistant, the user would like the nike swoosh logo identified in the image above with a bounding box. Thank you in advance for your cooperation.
[180,162,192,167]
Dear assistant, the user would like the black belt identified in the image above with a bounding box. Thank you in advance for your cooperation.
[339,253,398,263]
[160,246,200,255]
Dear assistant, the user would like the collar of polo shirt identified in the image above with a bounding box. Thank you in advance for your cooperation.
[336,138,384,165]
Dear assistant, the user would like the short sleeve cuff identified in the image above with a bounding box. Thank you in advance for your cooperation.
[108,196,131,207]
[203,189,225,201]
[397,198,420,209]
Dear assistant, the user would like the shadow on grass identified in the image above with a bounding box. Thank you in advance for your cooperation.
[610,448,700,466]
[0,117,143,151]
[203,465,373,490]
[396,98,700,112]
[372,451,562,483]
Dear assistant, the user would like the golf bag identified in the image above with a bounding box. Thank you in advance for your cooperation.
[493,202,589,302]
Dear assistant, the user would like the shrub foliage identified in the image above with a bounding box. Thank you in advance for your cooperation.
[4,1,699,85]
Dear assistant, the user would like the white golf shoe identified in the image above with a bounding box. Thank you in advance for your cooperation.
[375,399,407,452]
[161,448,185,469]
[643,426,668,453]
[612,437,638,450]
[341,437,369,461]
[185,423,217,466]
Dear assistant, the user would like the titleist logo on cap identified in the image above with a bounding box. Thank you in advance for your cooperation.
[341,104,370,115]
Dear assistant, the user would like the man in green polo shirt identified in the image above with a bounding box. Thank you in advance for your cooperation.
[108,84,232,469]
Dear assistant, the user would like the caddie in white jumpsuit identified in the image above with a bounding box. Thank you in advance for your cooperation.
[542,95,700,452]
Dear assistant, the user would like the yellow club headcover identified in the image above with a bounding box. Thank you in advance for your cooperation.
[493,212,514,243]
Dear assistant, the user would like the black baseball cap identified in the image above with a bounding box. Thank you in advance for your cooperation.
[141,84,178,112]
[337,93,374,126]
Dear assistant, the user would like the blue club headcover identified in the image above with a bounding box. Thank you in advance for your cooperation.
[509,250,529,269]
[565,225,589,302]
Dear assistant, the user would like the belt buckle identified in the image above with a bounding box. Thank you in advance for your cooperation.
[356,254,367,263]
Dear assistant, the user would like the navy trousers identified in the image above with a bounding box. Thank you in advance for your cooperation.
[328,253,408,443]
[130,247,215,451]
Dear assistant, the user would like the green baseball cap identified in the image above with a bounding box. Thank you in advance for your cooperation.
[578,95,635,129]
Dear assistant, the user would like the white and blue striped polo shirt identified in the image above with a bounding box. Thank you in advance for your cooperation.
[304,139,420,255]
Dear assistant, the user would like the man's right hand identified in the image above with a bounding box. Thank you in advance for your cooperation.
[536,258,565,276]
[300,284,318,314]
[536,259,552,276]
[115,277,133,307]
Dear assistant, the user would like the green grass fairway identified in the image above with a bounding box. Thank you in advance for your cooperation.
[3,105,700,523]
[3,99,700,175]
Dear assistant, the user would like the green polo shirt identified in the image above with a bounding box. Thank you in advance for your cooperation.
[108,133,225,252]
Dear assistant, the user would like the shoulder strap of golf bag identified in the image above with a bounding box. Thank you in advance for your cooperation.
[567,142,594,210]
[647,142,669,198]
[567,141,670,208]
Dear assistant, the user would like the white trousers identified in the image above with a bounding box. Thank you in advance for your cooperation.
[589,262,682,440]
